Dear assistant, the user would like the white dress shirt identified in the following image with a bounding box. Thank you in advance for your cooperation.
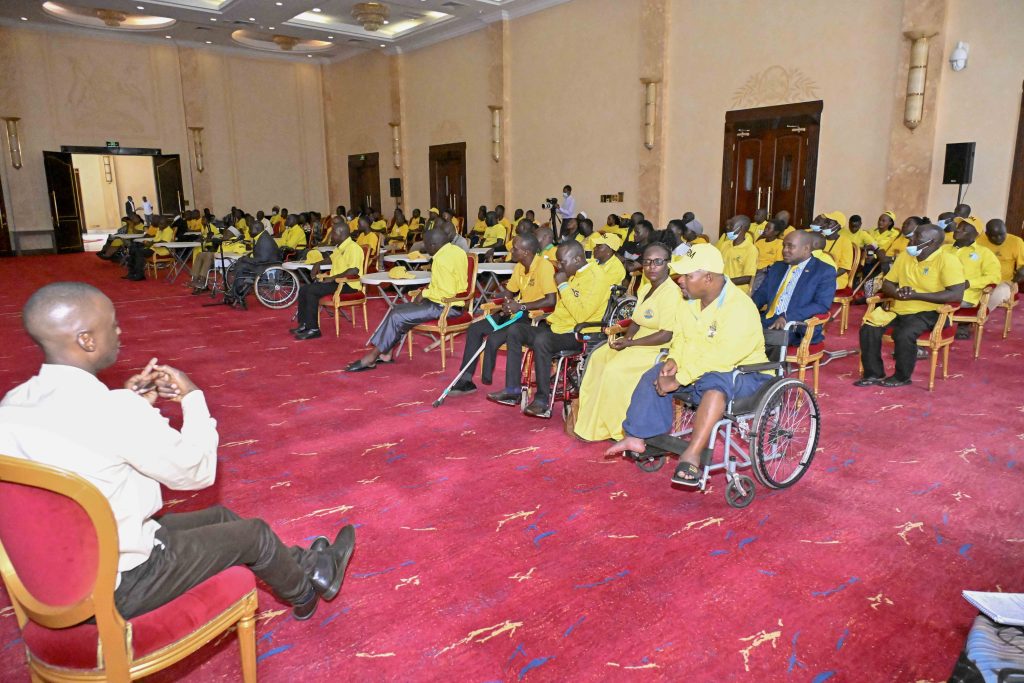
[557,194,576,219]
[143,200,154,216]
[0,364,219,581]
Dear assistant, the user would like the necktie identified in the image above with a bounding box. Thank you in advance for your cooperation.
[770,265,796,316]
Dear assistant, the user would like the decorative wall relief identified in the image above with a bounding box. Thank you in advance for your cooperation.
[731,66,820,108]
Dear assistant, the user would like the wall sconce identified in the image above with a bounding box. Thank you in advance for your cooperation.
[102,155,113,183]
[388,122,401,169]
[488,106,502,162]
[949,41,969,71]
[2,117,23,170]
[188,126,204,172]
[640,79,659,150]
[902,30,937,130]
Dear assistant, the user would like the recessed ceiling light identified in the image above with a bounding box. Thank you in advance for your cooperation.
[165,35,172,38]
[210,17,217,21]
[136,5,145,9]
[269,26,275,30]
[312,7,321,12]
[275,1,282,5]
[383,20,389,24]
[205,40,212,44]
[379,43,385,47]
[327,35,334,39]
[249,17,255,21]
[306,54,312,57]
[20,16,28,20]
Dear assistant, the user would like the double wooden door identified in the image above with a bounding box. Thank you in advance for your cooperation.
[429,142,466,221]
[349,153,381,215]
[721,101,822,229]
[0,180,10,257]
[42,151,84,253]
[153,154,184,214]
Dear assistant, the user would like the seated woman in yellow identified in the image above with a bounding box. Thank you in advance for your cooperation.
[355,216,380,256]
[575,243,681,442]
[599,214,627,240]
[370,211,388,235]
[387,208,410,249]
[480,211,508,249]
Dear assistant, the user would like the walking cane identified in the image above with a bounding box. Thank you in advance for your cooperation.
[433,311,524,407]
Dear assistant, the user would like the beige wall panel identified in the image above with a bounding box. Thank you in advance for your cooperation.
[509,0,643,223]
[926,0,1024,220]
[664,0,903,237]
[112,155,157,215]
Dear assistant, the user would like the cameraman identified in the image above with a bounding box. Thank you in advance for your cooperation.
[556,185,576,223]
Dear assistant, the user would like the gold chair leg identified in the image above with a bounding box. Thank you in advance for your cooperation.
[237,611,257,683]
[812,360,820,394]
[841,302,849,335]
[1005,305,1013,339]
[362,302,368,331]
[407,331,413,359]
[928,347,938,391]
[334,305,341,337]
[440,335,447,370]
[943,344,950,379]
[974,323,983,359]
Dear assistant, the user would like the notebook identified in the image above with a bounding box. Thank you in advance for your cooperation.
[963,591,1024,627]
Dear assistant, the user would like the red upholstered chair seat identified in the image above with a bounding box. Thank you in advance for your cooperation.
[21,567,255,671]
[834,287,853,298]
[930,324,956,340]
[789,342,826,355]
[956,306,980,317]
[337,291,365,302]
[424,310,474,327]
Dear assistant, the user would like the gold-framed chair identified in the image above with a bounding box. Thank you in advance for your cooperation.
[407,254,479,369]
[866,297,958,391]
[950,285,994,359]
[832,242,863,335]
[318,244,372,335]
[145,250,175,279]
[784,314,829,393]
[0,454,258,682]
[999,283,1019,339]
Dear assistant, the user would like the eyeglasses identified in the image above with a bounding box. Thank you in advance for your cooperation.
[641,258,668,266]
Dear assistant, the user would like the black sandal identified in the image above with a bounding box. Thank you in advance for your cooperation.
[671,460,702,487]
[345,360,376,373]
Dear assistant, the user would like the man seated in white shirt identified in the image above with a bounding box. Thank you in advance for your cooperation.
[0,282,355,621]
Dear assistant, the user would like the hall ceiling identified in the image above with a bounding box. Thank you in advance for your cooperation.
[0,0,569,61]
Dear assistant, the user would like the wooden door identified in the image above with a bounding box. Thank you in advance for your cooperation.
[428,142,466,222]
[0,181,11,257]
[42,151,84,253]
[721,101,821,229]
[1007,79,1024,237]
[153,154,184,215]
[348,153,381,214]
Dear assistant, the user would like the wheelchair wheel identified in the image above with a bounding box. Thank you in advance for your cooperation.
[726,474,756,508]
[610,296,637,323]
[750,378,820,489]
[632,452,666,473]
[255,266,300,309]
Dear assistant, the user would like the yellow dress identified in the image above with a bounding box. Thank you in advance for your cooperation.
[574,278,682,441]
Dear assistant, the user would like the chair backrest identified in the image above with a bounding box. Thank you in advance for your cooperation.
[0,453,124,637]
[359,243,372,274]
[451,253,478,309]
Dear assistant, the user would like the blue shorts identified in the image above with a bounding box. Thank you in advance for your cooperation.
[621,365,773,439]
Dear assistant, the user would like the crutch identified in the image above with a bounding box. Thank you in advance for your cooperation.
[819,259,883,364]
[433,311,524,407]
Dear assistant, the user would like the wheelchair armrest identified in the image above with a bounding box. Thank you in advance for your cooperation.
[736,361,783,374]
[574,320,607,341]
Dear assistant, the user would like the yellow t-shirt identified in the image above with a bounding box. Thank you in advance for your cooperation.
[812,250,837,270]
[581,233,600,252]
[370,220,388,233]
[423,243,469,306]
[750,221,768,238]
[472,219,487,235]
[507,254,557,303]
[843,228,876,250]
[356,231,380,255]
[884,234,912,259]
[600,224,628,240]
[540,245,557,264]
[881,249,966,316]
[481,223,508,248]
[977,233,1024,283]
[276,224,307,250]
[821,233,856,289]
[869,228,898,253]
[546,263,609,335]
[754,236,783,270]
[328,238,365,291]
[715,234,759,293]
[943,242,1001,306]
[669,280,769,386]
[388,223,410,241]
[151,226,176,256]
[500,218,512,231]
[593,255,627,293]
[271,215,286,233]
[632,277,683,333]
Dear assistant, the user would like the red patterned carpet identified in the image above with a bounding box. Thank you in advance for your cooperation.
[1,253,1022,682]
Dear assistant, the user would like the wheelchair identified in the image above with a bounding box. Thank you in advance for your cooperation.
[215,260,300,310]
[622,324,821,508]
[518,285,636,421]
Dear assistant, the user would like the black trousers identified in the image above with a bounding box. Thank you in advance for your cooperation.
[859,310,939,382]
[457,316,530,384]
[297,281,357,327]
[127,243,153,277]
[114,506,317,619]
[504,321,581,399]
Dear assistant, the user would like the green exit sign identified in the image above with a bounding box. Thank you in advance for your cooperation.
[106,141,119,148]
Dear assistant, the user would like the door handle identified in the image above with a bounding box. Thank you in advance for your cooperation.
[177,190,183,212]
[51,191,60,221]
[766,186,773,214]
[756,186,762,208]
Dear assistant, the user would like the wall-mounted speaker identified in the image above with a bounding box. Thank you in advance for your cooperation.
[389,177,402,198]
[943,142,975,185]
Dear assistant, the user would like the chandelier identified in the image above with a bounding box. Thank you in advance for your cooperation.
[272,35,299,50]
[94,8,127,26]
[352,2,389,31]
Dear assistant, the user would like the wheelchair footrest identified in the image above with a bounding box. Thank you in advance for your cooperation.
[645,436,714,466]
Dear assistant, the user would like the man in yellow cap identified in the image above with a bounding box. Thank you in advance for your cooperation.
[605,243,771,486]
[591,233,627,291]
[944,215,1003,339]
[855,223,965,388]
[976,218,1024,307]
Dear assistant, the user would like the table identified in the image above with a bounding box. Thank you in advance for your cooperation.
[468,247,509,262]
[360,270,433,344]
[476,262,515,304]
[383,253,431,268]
[153,241,201,283]
[316,245,337,253]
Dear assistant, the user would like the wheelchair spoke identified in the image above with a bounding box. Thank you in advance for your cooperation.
[752,379,819,489]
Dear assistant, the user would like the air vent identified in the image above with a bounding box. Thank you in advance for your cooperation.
[440,1,466,7]
[194,25,211,31]
[232,20,249,25]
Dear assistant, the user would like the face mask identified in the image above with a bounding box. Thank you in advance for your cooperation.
[937,218,950,229]
[563,192,569,198]
[725,231,739,241]
[821,228,837,237]
[906,239,931,258]
[809,224,822,232]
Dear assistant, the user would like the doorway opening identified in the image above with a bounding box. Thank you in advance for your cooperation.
[71,153,156,231]
[720,101,822,230]
[429,142,466,224]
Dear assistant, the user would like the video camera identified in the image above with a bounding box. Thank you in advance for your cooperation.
[541,197,559,210]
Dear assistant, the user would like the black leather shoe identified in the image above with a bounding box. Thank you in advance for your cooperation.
[308,525,355,601]
[290,324,310,334]
[853,377,883,387]
[523,399,551,417]
[487,390,519,406]
[880,376,912,388]
[291,588,319,621]
[448,380,477,396]
[295,328,322,340]
[309,535,329,553]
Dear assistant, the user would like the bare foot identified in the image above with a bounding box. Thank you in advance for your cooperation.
[605,436,646,456]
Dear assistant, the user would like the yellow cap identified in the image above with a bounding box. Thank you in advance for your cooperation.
[883,210,896,223]
[669,243,724,276]
[590,233,623,251]
[406,250,425,259]
[962,215,983,232]
[429,207,440,214]
[825,211,847,230]
[387,266,414,279]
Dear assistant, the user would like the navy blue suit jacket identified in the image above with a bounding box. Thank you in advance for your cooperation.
[751,257,836,345]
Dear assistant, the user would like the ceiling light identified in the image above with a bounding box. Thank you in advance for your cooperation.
[164,34,171,38]
[20,16,28,20]
[205,40,212,44]
[312,7,321,12]
[275,2,282,5]
[210,17,216,21]
[269,26,275,30]
[306,54,312,57]
[249,17,255,21]
[353,2,390,31]
[327,35,334,39]
[379,43,385,47]
[136,5,145,9]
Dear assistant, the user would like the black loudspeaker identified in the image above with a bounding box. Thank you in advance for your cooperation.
[389,177,402,197]
[943,142,975,185]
